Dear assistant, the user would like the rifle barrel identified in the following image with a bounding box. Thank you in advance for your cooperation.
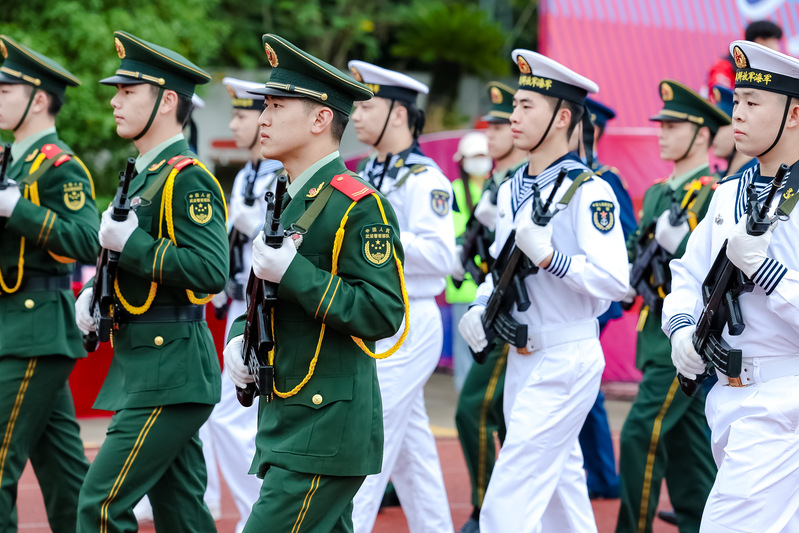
[760,163,789,218]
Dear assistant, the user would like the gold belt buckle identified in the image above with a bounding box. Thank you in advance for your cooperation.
[727,376,744,387]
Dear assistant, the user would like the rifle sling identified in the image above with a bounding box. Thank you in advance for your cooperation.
[557,171,594,206]
[139,156,193,203]
[291,182,336,234]
[776,161,799,217]
[19,149,74,187]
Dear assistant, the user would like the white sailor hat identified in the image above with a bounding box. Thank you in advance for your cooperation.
[223,76,265,110]
[511,49,598,105]
[191,93,206,109]
[347,60,428,103]
[730,40,799,98]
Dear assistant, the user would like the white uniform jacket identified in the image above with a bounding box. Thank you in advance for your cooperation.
[473,153,628,330]
[663,164,799,359]
[360,147,455,298]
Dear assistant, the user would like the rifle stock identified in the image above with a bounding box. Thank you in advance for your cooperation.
[679,163,788,396]
[84,158,136,352]
[237,173,288,406]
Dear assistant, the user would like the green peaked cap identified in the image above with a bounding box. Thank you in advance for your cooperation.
[99,31,210,97]
[248,34,373,115]
[0,35,80,98]
[482,81,515,123]
[650,79,730,133]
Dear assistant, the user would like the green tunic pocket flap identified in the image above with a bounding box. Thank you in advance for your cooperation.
[128,323,191,350]
[283,375,354,410]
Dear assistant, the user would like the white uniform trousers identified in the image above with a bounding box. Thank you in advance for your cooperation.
[352,298,454,533]
[480,335,603,533]
[200,298,261,533]
[701,366,799,533]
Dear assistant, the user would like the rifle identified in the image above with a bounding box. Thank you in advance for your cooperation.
[454,178,502,289]
[83,158,135,352]
[0,143,12,190]
[217,168,260,320]
[679,163,788,396]
[237,173,288,407]
[471,167,567,364]
[623,189,699,315]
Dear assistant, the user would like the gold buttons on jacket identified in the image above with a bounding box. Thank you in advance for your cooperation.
[154,336,164,346]
[24,299,34,309]
[312,394,323,405]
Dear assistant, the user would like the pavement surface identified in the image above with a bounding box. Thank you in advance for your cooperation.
[18,372,676,532]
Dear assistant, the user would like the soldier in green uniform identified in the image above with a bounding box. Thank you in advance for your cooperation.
[222,34,406,533]
[74,31,228,533]
[453,80,525,533]
[615,80,730,533]
[0,35,97,532]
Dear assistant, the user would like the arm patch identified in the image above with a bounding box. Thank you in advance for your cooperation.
[590,200,615,233]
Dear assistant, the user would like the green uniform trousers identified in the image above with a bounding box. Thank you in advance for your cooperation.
[0,355,89,533]
[454,343,508,509]
[77,403,215,533]
[243,466,365,533]
[616,364,716,533]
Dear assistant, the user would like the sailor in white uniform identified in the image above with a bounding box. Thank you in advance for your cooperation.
[347,60,456,533]
[458,49,628,533]
[664,41,799,533]
[204,77,282,533]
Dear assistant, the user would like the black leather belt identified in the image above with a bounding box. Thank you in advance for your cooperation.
[116,305,205,324]
[24,275,72,292]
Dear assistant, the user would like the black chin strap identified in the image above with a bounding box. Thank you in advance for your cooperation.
[581,109,595,168]
[529,97,562,153]
[134,87,165,141]
[13,88,38,132]
[373,99,396,148]
[675,124,701,163]
[758,96,792,158]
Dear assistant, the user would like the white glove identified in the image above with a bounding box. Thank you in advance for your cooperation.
[451,244,465,281]
[622,264,636,304]
[99,206,139,252]
[0,182,21,218]
[726,216,775,278]
[671,325,705,379]
[75,289,95,335]
[231,197,263,238]
[251,233,297,283]
[223,334,253,388]
[474,193,497,231]
[459,305,488,352]
[654,210,689,255]
[211,291,228,309]
[515,215,554,267]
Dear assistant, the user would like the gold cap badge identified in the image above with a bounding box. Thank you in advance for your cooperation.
[0,41,7,60]
[490,86,503,104]
[225,84,236,98]
[114,37,126,59]
[660,82,674,102]
[350,66,363,83]
[732,46,748,69]
[712,87,721,103]
[264,43,278,68]
[517,56,532,75]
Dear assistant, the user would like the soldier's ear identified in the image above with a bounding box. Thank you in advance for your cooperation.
[309,105,334,135]
[785,96,799,130]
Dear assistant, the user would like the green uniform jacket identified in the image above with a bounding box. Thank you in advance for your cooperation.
[627,164,715,368]
[230,156,405,478]
[0,133,99,359]
[94,139,227,411]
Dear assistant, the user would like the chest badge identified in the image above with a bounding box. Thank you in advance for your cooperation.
[291,233,303,249]
[306,182,325,198]
[25,149,38,163]
[715,213,724,225]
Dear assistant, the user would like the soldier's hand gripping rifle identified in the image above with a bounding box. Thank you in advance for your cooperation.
[83,158,135,352]
[217,171,259,320]
[623,188,698,314]
[237,173,288,407]
[471,168,568,364]
[678,163,788,396]
[454,179,502,288]
[0,143,12,191]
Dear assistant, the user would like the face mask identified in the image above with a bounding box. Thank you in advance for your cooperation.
[463,156,493,176]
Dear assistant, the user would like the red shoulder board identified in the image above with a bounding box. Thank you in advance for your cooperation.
[174,157,195,171]
[699,175,714,186]
[40,144,63,160]
[167,155,182,165]
[330,174,374,201]
[54,154,72,167]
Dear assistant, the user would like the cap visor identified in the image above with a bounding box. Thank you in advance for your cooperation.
[99,74,148,86]
[0,72,26,85]
[482,113,510,124]
[247,86,307,99]
[649,113,683,122]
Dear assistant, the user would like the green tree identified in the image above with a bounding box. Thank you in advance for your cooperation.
[391,0,510,130]
[0,0,230,196]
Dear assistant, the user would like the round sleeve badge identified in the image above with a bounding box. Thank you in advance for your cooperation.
[362,225,392,268]
[590,200,615,233]
[430,189,451,217]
